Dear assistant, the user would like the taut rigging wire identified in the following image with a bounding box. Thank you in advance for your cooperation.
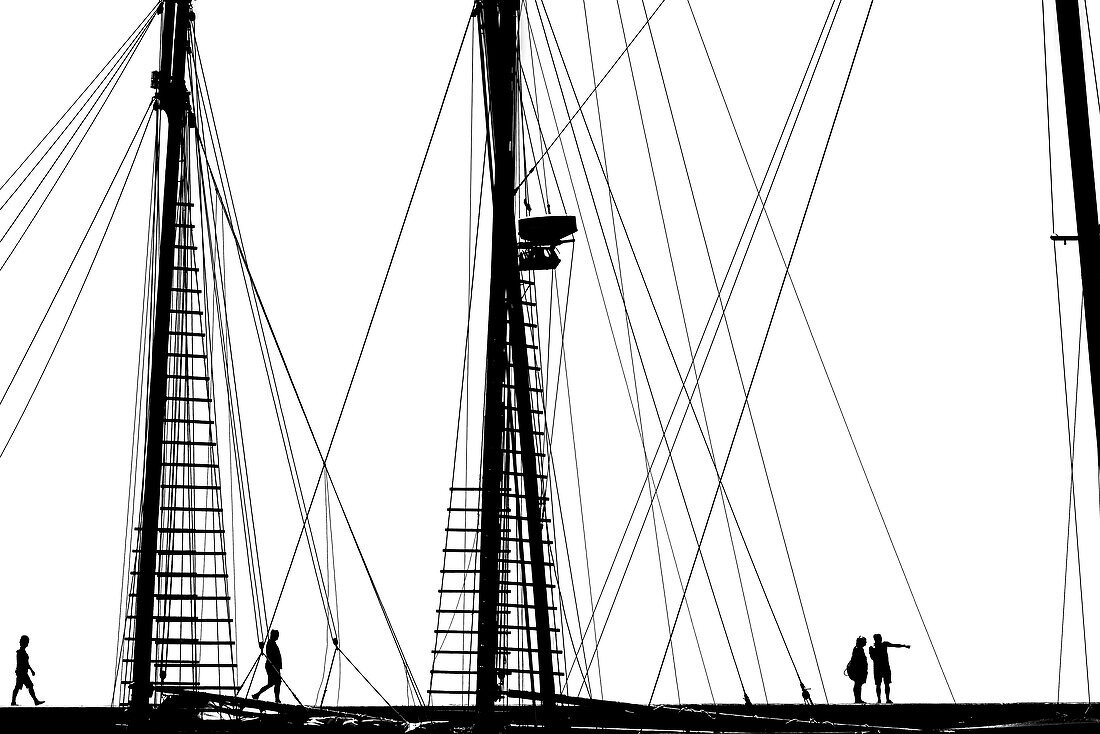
[0,103,154,462]
[0,4,158,201]
[113,101,163,706]
[1044,0,1093,700]
[520,61,719,701]
[0,14,155,274]
[576,0,609,697]
[515,0,672,193]
[189,28,275,649]
[518,45,722,700]
[190,106,270,650]
[685,0,959,704]
[529,0,823,698]
[1050,94,1091,702]
[720,495,768,702]
[513,69,605,700]
[233,22,473,695]
[532,0,950,705]
[521,16,747,700]
[674,0,846,703]
[188,25,422,707]
[188,14,494,705]
[611,0,759,700]
[647,0,880,704]
[192,131,426,709]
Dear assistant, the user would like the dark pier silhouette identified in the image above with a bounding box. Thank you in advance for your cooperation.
[2,699,1099,733]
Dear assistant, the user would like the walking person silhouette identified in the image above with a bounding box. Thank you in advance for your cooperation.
[868,633,909,703]
[11,635,44,706]
[845,636,868,703]
[251,630,283,703]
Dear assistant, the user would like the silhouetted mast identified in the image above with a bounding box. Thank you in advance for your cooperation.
[474,0,557,728]
[130,0,191,711]
[1053,0,1100,464]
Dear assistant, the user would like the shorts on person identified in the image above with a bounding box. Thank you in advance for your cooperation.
[873,666,891,685]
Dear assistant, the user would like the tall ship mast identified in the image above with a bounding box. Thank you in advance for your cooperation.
[125,0,237,710]
[1054,0,1100,447]
[441,2,562,726]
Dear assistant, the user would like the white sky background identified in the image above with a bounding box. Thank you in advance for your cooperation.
[0,0,1096,709]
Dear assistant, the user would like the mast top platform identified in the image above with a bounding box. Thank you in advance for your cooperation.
[518,215,576,245]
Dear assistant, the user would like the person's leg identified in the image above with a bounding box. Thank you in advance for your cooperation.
[874,677,882,703]
[884,672,892,703]
[273,674,281,704]
[252,681,272,699]
[26,681,42,705]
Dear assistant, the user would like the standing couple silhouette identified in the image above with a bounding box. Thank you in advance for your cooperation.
[845,633,910,703]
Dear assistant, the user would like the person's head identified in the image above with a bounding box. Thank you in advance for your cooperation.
[856,636,867,647]
[873,633,882,644]
[18,635,29,648]
[270,629,279,642]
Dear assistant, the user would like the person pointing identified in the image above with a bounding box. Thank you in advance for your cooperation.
[868,633,910,703]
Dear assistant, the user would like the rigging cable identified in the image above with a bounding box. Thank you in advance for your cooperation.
[318,13,474,473]
[190,29,289,648]
[0,28,152,408]
[448,42,484,490]
[521,60,699,699]
[530,0,814,698]
[0,103,154,462]
[195,59,339,654]
[612,0,720,465]
[1044,0,1092,699]
[208,18,473,704]
[191,110,270,654]
[516,0,672,192]
[514,68,602,699]
[194,138,245,688]
[611,0,732,698]
[677,0,847,702]
[189,19,483,703]
[523,15,750,700]
[645,0,880,704]
[613,0,765,700]
[1084,1,1100,115]
[514,8,695,699]
[720,493,768,702]
[193,132,426,707]
[436,143,487,695]
[113,102,163,704]
[0,5,157,203]
[0,16,154,274]
[577,0,609,697]
[518,51,719,701]
[1053,233,1090,700]
[337,648,407,722]
[523,0,840,699]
